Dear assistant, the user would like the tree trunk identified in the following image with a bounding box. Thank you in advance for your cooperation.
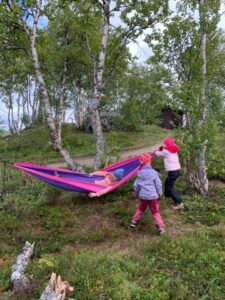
[27,76,31,124]
[30,79,39,123]
[7,96,13,134]
[183,0,209,195]
[55,60,67,145]
[90,106,105,169]
[26,8,82,171]
[73,81,86,128]
[11,243,74,299]
[197,0,208,195]
[7,91,20,135]
[89,0,110,170]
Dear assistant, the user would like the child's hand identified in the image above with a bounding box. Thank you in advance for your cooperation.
[90,172,96,176]
[88,192,97,198]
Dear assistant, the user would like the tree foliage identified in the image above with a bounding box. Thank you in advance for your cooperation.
[148,0,225,193]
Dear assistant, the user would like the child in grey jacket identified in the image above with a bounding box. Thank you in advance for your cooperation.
[130,153,165,234]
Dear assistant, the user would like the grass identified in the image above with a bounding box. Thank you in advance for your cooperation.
[0,124,167,164]
[0,161,225,299]
[0,126,225,299]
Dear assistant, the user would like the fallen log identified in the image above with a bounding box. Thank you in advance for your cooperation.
[40,272,74,300]
[11,242,74,299]
[11,241,34,295]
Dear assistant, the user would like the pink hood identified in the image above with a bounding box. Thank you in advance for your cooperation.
[163,138,180,153]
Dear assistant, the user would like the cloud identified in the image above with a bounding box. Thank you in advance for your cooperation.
[38,16,48,29]
[219,3,225,30]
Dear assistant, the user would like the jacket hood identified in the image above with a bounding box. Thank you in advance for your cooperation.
[163,138,180,153]
[140,153,152,166]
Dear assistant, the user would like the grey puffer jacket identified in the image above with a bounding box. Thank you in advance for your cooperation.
[133,165,162,200]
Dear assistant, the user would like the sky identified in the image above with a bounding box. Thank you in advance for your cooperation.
[23,1,225,64]
[1,0,225,129]
[127,0,225,63]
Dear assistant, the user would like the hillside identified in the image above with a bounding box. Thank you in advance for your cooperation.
[1,0,225,298]
[0,124,167,165]
[0,126,225,299]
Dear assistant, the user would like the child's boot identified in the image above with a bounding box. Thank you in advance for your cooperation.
[156,226,165,235]
[173,203,184,210]
[130,221,137,228]
[158,228,165,235]
[156,225,165,235]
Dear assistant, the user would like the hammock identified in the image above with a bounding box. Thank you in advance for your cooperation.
[14,154,143,195]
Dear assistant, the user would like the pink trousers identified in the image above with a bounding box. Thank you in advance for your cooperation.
[131,199,164,230]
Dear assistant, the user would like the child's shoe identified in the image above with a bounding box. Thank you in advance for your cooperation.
[158,228,165,235]
[88,192,96,198]
[173,203,184,210]
[130,221,137,228]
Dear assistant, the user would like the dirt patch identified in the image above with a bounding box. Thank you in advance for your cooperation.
[47,142,162,168]
[211,179,225,188]
[83,214,106,231]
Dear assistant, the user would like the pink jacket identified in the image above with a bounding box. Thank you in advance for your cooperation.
[155,149,181,171]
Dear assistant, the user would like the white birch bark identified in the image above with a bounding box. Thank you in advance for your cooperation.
[40,273,74,300]
[88,0,110,170]
[73,81,87,128]
[185,0,209,195]
[11,243,74,299]
[29,78,40,122]
[26,76,31,123]
[6,91,20,135]
[22,76,39,127]
[197,0,209,195]
[55,60,67,145]
[7,92,14,134]
[18,93,23,132]
[11,241,35,295]
[16,2,82,171]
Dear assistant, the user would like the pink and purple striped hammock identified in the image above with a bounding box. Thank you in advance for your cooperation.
[14,154,144,196]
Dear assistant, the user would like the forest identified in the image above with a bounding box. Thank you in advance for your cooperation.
[0,0,225,299]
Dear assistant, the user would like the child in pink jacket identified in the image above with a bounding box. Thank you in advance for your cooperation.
[155,138,183,210]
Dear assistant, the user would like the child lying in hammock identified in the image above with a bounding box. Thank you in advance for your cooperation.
[89,168,124,197]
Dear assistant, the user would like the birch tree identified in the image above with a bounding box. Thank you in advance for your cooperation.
[1,0,82,170]
[72,81,88,128]
[148,0,224,195]
[21,76,40,127]
[42,2,93,137]
[81,0,168,169]
[0,52,35,134]
[84,0,110,170]
[197,0,209,194]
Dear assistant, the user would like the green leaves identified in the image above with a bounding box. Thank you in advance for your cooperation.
[116,64,170,129]
[147,0,225,191]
